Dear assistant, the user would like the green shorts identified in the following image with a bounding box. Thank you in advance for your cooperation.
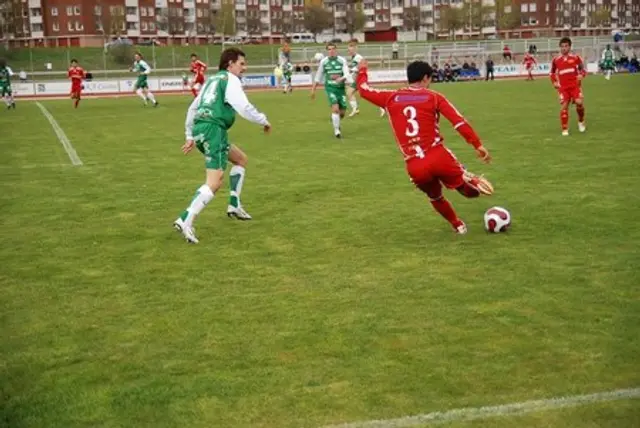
[193,121,229,170]
[0,84,11,97]
[602,60,615,70]
[350,81,358,90]
[134,76,149,90]
[325,86,347,110]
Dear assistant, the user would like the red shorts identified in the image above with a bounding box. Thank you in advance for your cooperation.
[71,82,82,95]
[405,144,465,200]
[525,63,534,70]
[193,74,205,85]
[558,86,583,104]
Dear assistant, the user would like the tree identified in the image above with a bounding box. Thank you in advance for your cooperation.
[303,4,332,42]
[494,0,520,38]
[439,6,464,40]
[462,2,494,33]
[404,6,421,41]
[590,7,609,28]
[167,6,184,43]
[0,0,25,41]
[246,11,261,36]
[215,0,236,39]
[343,0,366,39]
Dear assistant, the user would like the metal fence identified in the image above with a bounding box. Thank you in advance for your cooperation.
[5,36,637,81]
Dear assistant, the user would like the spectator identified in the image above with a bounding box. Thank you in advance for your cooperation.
[485,57,495,81]
[503,45,512,62]
[85,71,93,81]
[18,70,27,82]
[392,42,399,60]
[631,53,639,69]
[443,63,454,82]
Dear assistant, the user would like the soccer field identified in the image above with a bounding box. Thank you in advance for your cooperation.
[1,76,640,428]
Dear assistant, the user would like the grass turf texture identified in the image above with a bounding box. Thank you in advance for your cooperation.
[1,76,640,428]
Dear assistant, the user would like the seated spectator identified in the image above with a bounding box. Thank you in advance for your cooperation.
[85,71,93,81]
[630,54,639,72]
[443,63,455,82]
[462,61,470,70]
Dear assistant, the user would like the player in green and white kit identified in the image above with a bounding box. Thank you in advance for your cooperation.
[0,59,16,110]
[310,43,353,139]
[601,45,616,81]
[174,48,271,244]
[281,61,293,94]
[346,40,363,117]
[130,52,158,107]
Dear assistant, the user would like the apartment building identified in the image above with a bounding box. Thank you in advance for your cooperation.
[1,0,639,46]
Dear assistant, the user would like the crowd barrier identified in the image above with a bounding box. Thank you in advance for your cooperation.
[12,63,601,98]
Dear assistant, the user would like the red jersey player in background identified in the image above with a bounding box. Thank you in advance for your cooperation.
[68,59,85,108]
[522,52,537,81]
[189,54,207,97]
[356,59,494,234]
[550,37,587,136]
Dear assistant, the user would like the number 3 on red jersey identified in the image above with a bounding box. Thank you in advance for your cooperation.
[403,106,425,158]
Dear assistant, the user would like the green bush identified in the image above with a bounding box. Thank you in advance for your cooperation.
[108,44,134,66]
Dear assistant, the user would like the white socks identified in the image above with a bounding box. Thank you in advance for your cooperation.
[331,113,341,134]
[229,165,246,208]
[136,88,147,102]
[184,184,214,228]
[146,91,156,103]
[350,99,358,111]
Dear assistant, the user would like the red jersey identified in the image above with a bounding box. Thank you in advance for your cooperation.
[356,67,481,161]
[523,54,537,67]
[68,66,85,82]
[550,53,585,89]
[190,60,207,77]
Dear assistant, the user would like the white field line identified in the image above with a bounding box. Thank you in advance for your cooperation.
[322,387,640,428]
[35,102,83,166]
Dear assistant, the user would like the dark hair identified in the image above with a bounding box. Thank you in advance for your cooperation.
[326,43,336,50]
[407,61,433,84]
[559,37,572,46]
[71,58,78,63]
[191,53,197,58]
[219,47,246,70]
[135,51,143,58]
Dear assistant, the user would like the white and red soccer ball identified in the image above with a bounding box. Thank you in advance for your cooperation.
[484,206,511,233]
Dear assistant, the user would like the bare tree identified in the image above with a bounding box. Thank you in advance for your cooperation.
[494,0,520,38]
[343,0,366,39]
[439,6,464,40]
[247,10,261,36]
[404,6,421,41]
[303,4,332,42]
[0,0,25,42]
[167,6,184,44]
[215,0,236,40]
[590,7,610,28]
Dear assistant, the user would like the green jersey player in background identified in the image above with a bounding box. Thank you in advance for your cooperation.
[310,43,353,139]
[601,45,616,81]
[130,52,158,107]
[346,40,363,117]
[281,61,293,94]
[0,59,16,109]
[174,48,271,244]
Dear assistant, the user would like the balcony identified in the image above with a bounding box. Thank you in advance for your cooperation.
[31,30,44,38]
[30,15,43,24]
[125,0,139,6]
[126,13,139,22]
[28,0,41,7]
[611,10,617,17]
[334,10,346,17]
[481,0,495,5]
[580,9,586,16]
[127,29,141,36]
[391,17,403,26]
[626,10,631,16]
[260,16,270,23]
[235,3,246,10]
[184,0,195,7]
[184,14,196,23]
[420,4,433,11]
[364,8,374,15]
[425,16,433,24]
[259,3,270,10]
[482,25,496,33]
[365,21,375,28]
[391,6,403,13]
[282,3,292,10]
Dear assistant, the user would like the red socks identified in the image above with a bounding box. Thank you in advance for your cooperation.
[430,197,461,228]
[191,88,198,97]
[576,105,585,123]
[560,108,569,130]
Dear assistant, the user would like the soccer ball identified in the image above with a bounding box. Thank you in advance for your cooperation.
[484,207,511,233]
[313,52,324,62]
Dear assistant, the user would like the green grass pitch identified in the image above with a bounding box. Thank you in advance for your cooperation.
[1,76,640,428]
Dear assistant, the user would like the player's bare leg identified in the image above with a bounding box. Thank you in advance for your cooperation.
[227,145,252,220]
[143,88,158,107]
[560,100,570,136]
[331,104,343,138]
[347,86,359,117]
[379,107,386,117]
[175,168,224,244]
[190,82,200,98]
[575,98,586,132]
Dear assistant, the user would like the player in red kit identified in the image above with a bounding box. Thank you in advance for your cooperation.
[356,59,494,234]
[550,37,587,136]
[68,59,85,108]
[522,52,537,80]
[189,54,207,97]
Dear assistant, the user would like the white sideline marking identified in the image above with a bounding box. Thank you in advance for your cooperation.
[322,387,640,428]
[35,102,83,166]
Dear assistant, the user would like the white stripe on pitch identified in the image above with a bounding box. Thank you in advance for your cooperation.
[322,387,640,428]
[36,102,83,166]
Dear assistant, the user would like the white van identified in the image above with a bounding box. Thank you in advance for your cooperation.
[291,33,315,44]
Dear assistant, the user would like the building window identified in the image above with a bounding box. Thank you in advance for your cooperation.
[127,7,137,15]
[520,4,528,12]
[68,21,74,31]
[66,6,73,16]
[149,21,156,30]
[141,7,147,16]
[51,7,58,16]
[142,21,148,30]
[74,6,81,15]
[30,23,43,32]
[52,22,60,32]
[94,6,101,15]
[529,3,536,12]
[504,5,511,13]
[75,21,83,30]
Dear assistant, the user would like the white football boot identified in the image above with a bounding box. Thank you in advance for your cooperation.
[227,205,252,221]
[562,130,570,136]
[173,218,199,244]
[455,222,468,235]
[578,122,586,133]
